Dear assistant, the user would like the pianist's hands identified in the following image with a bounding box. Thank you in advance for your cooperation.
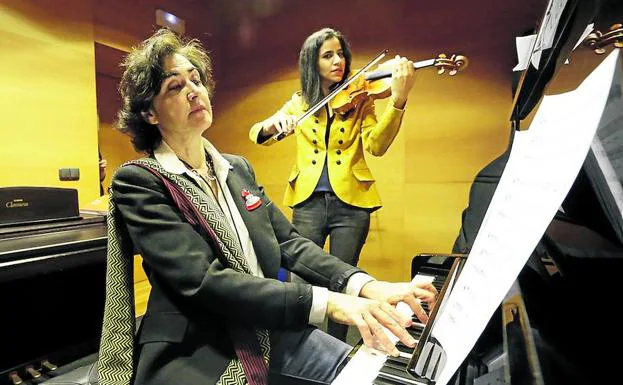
[359,281,438,324]
[327,291,422,357]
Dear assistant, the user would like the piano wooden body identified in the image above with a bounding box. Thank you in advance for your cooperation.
[0,187,107,385]
[336,0,623,384]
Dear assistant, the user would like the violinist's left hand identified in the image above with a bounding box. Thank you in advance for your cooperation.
[390,55,416,109]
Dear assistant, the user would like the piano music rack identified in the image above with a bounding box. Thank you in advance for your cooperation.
[406,254,467,383]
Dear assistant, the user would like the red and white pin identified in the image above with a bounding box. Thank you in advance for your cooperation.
[241,189,262,211]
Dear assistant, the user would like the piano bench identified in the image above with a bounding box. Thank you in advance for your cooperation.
[40,361,98,385]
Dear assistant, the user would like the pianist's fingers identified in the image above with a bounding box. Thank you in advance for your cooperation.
[353,312,378,353]
[402,295,429,324]
[420,282,438,311]
[370,305,418,349]
[407,282,438,321]
[414,282,438,299]
[362,312,400,357]
[380,301,412,328]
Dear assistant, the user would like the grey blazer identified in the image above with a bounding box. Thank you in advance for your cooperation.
[111,154,361,385]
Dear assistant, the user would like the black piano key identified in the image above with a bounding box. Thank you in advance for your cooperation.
[373,377,405,385]
[411,317,425,325]
[396,342,414,354]
[380,363,410,378]
[413,316,427,326]
[386,354,410,367]
[377,365,424,385]
[412,321,425,331]
[407,329,422,340]
[384,360,408,372]
[407,321,424,335]
[376,372,424,385]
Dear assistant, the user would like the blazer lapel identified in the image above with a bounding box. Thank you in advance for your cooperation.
[225,165,279,277]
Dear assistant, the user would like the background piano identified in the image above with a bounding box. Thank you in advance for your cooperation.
[0,187,106,385]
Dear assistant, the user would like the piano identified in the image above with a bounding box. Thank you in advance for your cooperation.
[333,254,465,385]
[335,0,623,384]
[0,187,107,385]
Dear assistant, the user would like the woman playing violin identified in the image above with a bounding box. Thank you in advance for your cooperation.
[248,27,417,342]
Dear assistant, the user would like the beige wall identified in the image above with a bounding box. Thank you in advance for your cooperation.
[0,0,99,206]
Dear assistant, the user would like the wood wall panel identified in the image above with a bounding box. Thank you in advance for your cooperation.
[0,0,100,206]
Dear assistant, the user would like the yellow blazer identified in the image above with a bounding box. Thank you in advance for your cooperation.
[249,92,405,209]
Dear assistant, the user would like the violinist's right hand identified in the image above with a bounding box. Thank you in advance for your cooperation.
[261,111,297,138]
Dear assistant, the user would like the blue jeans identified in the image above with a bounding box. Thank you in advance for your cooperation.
[292,192,371,341]
[269,326,351,384]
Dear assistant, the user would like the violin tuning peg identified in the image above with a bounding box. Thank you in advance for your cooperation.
[437,67,446,75]
[449,69,458,76]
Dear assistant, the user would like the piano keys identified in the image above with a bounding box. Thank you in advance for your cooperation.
[333,254,464,385]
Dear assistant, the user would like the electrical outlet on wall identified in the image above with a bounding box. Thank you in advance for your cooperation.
[59,168,80,181]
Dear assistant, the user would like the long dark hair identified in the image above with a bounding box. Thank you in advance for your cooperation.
[116,28,215,153]
[299,28,352,109]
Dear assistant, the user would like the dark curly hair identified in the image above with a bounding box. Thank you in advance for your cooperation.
[116,28,215,153]
[299,28,352,109]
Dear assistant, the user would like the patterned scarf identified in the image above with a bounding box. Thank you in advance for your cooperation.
[98,158,270,385]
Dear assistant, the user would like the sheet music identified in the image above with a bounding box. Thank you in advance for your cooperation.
[564,23,595,65]
[531,0,568,69]
[513,34,537,72]
[572,23,595,52]
[432,49,621,385]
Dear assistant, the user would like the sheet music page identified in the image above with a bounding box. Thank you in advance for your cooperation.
[531,0,568,69]
[564,23,595,65]
[432,49,620,385]
[513,35,537,72]
[572,23,595,52]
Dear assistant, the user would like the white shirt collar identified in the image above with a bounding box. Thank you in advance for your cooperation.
[153,137,233,182]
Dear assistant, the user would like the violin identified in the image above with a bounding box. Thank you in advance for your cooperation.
[272,51,469,141]
[329,53,469,114]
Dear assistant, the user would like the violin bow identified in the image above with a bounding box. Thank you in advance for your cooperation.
[272,49,389,141]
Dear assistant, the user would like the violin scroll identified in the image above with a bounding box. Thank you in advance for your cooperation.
[434,54,469,76]
[584,23,623,54]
